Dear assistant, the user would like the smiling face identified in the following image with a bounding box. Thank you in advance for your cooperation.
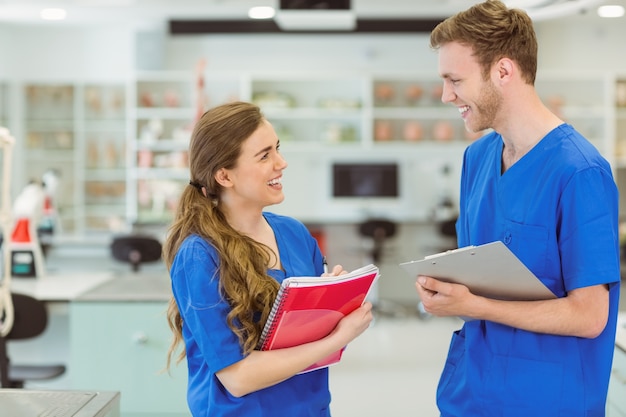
[438,41,503,134]
[217,119,288,212]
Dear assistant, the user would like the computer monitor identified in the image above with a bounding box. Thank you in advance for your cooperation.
[332,163,399,198]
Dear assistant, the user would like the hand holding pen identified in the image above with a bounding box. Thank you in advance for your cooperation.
[322,256,347,277]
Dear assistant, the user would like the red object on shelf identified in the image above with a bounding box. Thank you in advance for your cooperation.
[11,218,32,243]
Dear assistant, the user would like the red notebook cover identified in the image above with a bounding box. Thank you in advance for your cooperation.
[258,264,379,374]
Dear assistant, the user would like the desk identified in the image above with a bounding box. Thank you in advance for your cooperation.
[4,248,189,416]
[0,389,120,417]
[69,271,189,416]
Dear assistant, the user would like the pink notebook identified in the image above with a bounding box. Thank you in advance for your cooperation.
[259,264,379,373]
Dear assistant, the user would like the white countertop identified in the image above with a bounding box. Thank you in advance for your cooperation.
[76,270,172,302]
[0,389,120,416]
[5,244,171,302]
[9,272,114,301]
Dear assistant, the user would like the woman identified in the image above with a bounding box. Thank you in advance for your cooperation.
[163,101,373,417]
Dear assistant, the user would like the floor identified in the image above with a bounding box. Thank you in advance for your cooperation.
[329,310,462,417]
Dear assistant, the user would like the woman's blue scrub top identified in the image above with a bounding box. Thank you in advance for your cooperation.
[170,212,331,417]
[440,124,621,417]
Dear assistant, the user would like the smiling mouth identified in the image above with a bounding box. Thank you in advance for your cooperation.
[267,177,282,186]
[458,105,470,117]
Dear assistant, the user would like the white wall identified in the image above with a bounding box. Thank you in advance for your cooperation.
[0,23,134,80]
[159,15,626,75]
[0,14,621,89]
[164,33,438,73]
[535,14,626,72]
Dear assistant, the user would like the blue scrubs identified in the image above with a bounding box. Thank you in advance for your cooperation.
[439,124,621,416]
[170,212,330,417]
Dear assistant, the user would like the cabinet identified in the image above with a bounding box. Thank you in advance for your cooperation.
[123,71,615,225]
[22,82,127,237]
[69,300,189,416]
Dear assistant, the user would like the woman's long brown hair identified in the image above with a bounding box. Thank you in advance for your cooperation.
[163,102,280,370]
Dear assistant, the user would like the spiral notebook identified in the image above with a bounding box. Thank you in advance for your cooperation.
[258,264,379,374]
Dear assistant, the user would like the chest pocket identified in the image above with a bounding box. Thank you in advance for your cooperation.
[500,220,562,296]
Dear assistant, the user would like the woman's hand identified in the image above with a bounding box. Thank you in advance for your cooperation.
[322,264,348,277]
[328,301,374,346]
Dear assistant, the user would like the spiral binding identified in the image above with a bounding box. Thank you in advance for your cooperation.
[258,283,291,350]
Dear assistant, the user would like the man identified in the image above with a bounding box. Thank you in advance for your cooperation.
[415,1,621,416]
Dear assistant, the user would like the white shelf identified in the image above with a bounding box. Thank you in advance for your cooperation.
[120,71,619,225]
[21,82,127,236]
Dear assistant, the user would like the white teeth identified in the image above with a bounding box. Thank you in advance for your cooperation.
[459,106,469,114]
[268,178,281,186]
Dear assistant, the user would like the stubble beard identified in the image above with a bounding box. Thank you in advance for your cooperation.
[466,80,502,134]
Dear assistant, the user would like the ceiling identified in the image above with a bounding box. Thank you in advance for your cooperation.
[0,0,621,28]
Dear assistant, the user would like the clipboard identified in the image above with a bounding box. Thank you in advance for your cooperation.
[400,241,556,301]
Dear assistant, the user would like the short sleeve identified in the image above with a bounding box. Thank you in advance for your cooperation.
[558,167,620,291]
[170,235,244,373]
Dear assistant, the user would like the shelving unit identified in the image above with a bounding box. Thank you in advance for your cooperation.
[371,76,485,145]
[23,83,78,234]
[82,83,127,233]
[128,72,194,225]
[11,72,620,234]
[123,70,619,226]
[251,75,365,146]
[127,71,241,225]
[21,82,127,238]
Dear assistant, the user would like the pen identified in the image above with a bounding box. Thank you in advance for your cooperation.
[323,256,329,274]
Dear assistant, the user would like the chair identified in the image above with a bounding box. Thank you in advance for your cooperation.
[110,234,163,272]
[358,218,397,264]
[357,219,397,311]
[0,293,66,388]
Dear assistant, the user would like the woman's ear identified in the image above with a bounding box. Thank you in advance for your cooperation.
[214,168,232,188]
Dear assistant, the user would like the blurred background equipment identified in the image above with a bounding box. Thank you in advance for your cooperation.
[110,234,163,272]
[9,181,46,278]
[0,126,15,338]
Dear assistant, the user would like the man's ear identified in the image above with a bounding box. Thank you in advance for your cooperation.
[214,168,232,188]
[494,57,514,84]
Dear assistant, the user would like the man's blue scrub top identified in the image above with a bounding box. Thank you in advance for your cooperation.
[439,124,621,416]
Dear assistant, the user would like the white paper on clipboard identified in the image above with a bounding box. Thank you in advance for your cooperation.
[400,241,556,301]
